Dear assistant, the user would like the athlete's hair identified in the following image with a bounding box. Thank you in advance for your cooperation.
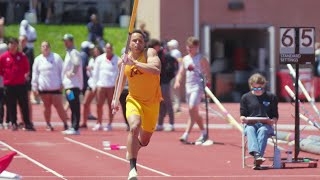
[248,73,267,86]
[131,29,146,40]
[186,36,199,47]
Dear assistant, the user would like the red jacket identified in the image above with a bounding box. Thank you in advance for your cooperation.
[0,51,30,86]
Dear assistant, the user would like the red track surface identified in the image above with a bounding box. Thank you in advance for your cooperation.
[0,102,319,179]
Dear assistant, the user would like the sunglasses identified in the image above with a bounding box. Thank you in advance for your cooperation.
[252,87,264,91]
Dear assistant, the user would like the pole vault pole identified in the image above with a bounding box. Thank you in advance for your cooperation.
[112,0,139,114]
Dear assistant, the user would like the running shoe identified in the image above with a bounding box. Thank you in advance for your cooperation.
[128,168,138,180]
[155,125,163,131]
[87,114,97,120]
[46,124,54,131]
[62,128,80,135]
[103,124,112,131]
[92,124,103,131]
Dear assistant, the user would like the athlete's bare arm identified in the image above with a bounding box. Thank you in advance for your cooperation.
[200,57,211,85]
[174,59,186,89]
[127,48,161,75]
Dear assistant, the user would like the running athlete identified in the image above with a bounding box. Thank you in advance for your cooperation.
[112,30,162,180]
[174,36,211,143]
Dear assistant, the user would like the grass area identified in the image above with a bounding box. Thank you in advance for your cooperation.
[4,24,128,57]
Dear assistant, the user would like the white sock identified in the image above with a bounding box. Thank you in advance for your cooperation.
[182,132,189,139]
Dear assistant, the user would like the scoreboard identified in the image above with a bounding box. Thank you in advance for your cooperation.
[280,27,315,64]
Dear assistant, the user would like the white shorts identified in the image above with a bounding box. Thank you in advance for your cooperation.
[186,88,203,108]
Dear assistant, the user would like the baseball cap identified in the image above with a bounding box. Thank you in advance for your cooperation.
[81,41,94,49]
[20,20,28,27]
[63,34,74,41]
[167,39,179,49]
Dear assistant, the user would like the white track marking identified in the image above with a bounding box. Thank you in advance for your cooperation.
[64,137,171,177]
[20,174,320,178]
[0,141,67,180]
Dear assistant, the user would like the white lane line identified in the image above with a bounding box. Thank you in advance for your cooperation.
[20,174,320,178]
[64,137,171,177]
[0,141,67,180]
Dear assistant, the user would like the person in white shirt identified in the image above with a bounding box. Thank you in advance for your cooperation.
[19,20,37,51]
[80,46,103,128]
[32,41,68,131]
[61,34,83,135]
[91,43,119,131]
[167,39,183,113]
[174,36,211,143]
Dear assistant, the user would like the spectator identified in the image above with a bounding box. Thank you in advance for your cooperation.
[80,41,94,95]
[19,35,40,107]
[87,14,104,48]
[0,17,4,43]
[0,43,7,129]
[174,36,211,143]
[148,39,178,132]
[32,41,69,131]
[167,39,183,112]
[240,73,278,170]
[91,43,119,131]
[19,20,37,53]
[80,46,103,129]
[139,22,150,43]
[61,34,83,135]
[0,38,35,131]
[119,47,130,131]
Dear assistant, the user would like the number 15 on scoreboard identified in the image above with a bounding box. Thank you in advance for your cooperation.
[280,27,315,64]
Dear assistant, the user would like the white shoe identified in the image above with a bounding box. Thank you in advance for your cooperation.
[62,128,80,135]
[155,125,163,131]
[4,123,10,129]
[164,125,175,132]
[128,168,138,180]
[103,124,112,131]
[92,124,103,131]
[196,134,208,142]
[179,135,187,143]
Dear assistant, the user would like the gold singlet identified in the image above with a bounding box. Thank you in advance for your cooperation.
[124,51,162,104]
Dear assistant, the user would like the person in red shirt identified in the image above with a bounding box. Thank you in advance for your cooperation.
[0,38,35,131]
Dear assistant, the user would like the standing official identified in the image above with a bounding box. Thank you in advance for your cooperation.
[61,34,83,135]
[0,38,34,131]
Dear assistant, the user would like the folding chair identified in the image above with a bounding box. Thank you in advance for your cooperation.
[242,121,278,168]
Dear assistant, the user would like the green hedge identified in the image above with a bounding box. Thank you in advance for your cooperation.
[4,24,128,57]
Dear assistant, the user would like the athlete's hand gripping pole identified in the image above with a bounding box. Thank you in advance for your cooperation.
[112,0,139,114]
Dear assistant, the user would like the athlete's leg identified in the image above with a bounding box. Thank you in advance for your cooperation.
[96,87,106,125]
[127,114,142,172]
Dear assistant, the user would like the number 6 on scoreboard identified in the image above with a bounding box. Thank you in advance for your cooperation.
[280,28,295,54]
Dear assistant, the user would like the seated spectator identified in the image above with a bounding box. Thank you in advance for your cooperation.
[240,73,279,170]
